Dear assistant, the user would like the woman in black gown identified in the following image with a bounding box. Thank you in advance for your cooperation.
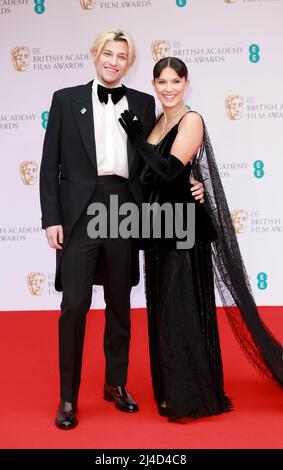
[119,57,283,422]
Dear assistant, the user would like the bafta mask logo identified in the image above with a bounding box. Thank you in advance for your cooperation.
[11,47,30,72]
[225,95,244,120]
[151,40,171,63]
[80,0,96,9]
[224,0,238,3]
[20,161,38,185]
[27,272,45,296]
[231,209,248,234]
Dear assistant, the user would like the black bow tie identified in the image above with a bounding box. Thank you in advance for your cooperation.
[97,84,126,105]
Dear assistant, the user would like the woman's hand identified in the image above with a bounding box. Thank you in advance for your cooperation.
[190,176,204,204]
[119,110,144,141]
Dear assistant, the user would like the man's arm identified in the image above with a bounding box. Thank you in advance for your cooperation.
[40,92,62,228]
[39,92,63,249]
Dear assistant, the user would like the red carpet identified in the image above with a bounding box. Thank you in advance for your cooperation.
[0,308,282,449]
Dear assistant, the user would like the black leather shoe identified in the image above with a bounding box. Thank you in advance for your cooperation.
[104,383,139,413]
[55,400,78,430]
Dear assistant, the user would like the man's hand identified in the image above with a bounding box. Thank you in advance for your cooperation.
[190,176,204,204]
[45,225,64,249]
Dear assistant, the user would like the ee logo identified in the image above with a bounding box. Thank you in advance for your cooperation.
[253,160,264,179]
[176,0,187,7]
[41,111,49,130]
[34,0,46,14]
[249,44,260,63]
[257,272,268,290]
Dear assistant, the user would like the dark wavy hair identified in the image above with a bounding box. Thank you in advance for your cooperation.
[153,57,188,80]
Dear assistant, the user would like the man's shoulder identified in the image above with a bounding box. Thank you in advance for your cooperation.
[53,81,92,100]
[126,87,155,103]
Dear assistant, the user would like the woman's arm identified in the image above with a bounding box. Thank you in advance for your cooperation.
[119,110,203,181]
[170,112,203,165]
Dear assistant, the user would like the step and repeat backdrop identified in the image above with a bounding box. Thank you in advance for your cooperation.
[1,0,283,310]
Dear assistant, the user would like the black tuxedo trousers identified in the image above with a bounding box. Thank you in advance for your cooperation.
[59,176,136,402]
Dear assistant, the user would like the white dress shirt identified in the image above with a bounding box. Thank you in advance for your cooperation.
[92,78,129,178]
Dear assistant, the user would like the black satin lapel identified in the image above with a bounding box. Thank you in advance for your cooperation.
[71,86,97,172]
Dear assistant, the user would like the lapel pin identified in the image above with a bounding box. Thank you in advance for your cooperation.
[80,107,87,114]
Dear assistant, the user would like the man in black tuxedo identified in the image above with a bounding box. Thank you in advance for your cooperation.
[40,29,204,430]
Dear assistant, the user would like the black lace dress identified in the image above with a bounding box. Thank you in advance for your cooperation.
[141,118,233,421]
[141,112,283,421]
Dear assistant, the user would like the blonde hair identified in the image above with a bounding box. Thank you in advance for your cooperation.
[90,28,136,66]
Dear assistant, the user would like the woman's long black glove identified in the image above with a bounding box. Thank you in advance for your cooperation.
[119,110,184,181]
